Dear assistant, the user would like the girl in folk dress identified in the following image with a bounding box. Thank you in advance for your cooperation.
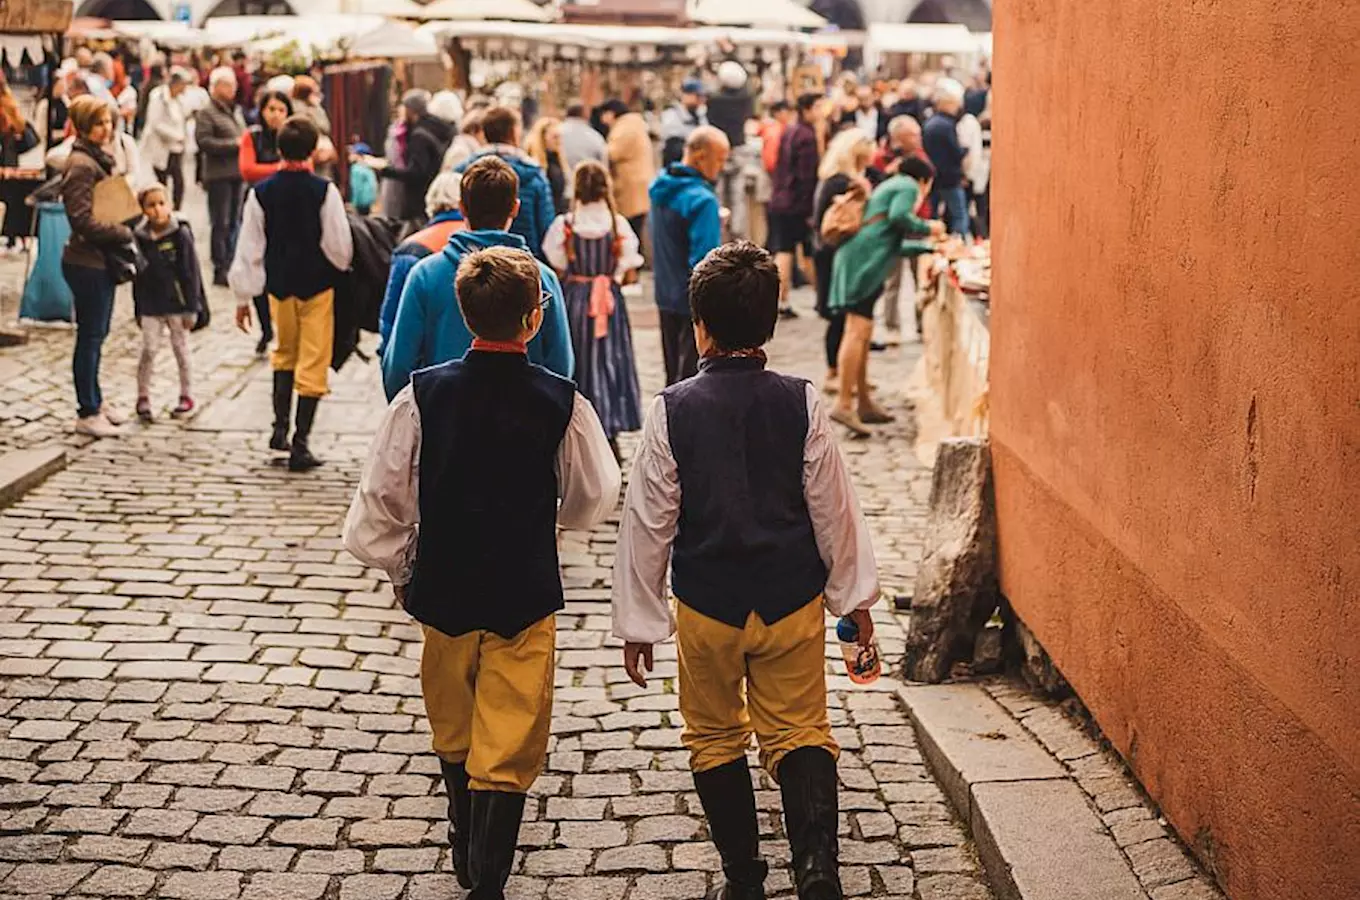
[543,161,644,458]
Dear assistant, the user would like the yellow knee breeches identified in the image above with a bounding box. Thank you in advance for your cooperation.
[419,615,556,793]
[270,289,334,398]
[677,598,838,779]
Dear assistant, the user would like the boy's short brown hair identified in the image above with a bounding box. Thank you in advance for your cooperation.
[278,115,320,162]
[460,156,519,230]
[481,105,520,145]
[137,184,168,209]
[455,247,541,342]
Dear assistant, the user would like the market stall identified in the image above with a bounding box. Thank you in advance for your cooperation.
[864,22,984,76]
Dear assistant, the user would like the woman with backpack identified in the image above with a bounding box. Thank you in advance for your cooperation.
[826,155,945,437]
[812,129,875,397]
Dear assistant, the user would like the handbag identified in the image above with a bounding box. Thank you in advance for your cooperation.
[819,178,879,247]
[92,174,141,226]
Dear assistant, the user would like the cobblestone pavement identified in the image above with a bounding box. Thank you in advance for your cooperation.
[0,186,993,899]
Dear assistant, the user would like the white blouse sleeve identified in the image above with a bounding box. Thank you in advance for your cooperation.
[543,214,570,274]
[614,214,644,277]
[802,384,880,615]
[556,393,623,530]
[342,385,422,586]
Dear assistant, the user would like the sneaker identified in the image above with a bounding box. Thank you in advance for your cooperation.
[100,406,127,426]
[136,398,153,424]
[74,413,120,438]
[172,396,195,418]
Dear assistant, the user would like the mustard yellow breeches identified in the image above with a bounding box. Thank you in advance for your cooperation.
[269,288,334,398]
[419,615,556,793]
[677,597,839,779]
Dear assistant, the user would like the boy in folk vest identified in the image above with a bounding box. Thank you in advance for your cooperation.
[612,241,879,900]
[229,115,352,471]
[343,246,620,900]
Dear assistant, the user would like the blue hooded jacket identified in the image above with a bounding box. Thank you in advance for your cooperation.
[648,164,722,315]
[381,230,574,401]
[454,147,556,262]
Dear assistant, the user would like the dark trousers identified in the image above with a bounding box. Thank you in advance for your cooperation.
[253,294,273,343]
[206,179,244,275]
[659,310,699,386]
[155,152,185,210]
[63,263,116,419]
[825,313,845,370]
[628,213,648,264]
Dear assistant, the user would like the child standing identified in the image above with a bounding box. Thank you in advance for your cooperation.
[344,246,620,900]
[348,140,378,215]
[132,184,204,422]
[542,160,644,458]
[612,241,879,900]
[229,115,353,472]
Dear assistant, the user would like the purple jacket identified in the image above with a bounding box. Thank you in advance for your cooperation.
[769,121,820,217]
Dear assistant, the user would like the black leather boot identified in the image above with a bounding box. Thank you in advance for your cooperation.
[467,790,526,900]
[779,747,843,900]
[288,396,323,472]
[440,759,472,889]
[269,370,293,452]
[694,759,768,900]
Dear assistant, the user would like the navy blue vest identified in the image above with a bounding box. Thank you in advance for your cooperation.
[664,356,828,627]
[406,351,577,639]
[254,170,336,300]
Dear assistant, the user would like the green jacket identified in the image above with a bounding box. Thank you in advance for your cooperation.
[828,176,933,312]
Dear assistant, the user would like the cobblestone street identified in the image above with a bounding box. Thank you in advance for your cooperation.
[0,190,993,900]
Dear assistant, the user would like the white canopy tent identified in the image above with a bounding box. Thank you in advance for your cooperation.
[418,19,821,51]
[200,13,436,59]
[689,0,826,30]
[417,0,551,22]
[864,23,983,71]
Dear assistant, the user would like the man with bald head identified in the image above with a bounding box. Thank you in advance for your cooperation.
[648,125,730,385]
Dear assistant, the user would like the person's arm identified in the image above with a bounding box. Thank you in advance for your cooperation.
[319,183,354,272]
[530,268,575,380]
[556,392,622,530]
[378,253,418,351]
[228,191,267,305]
[531,174,555,252]
[193,110,237,156]
[61,164,132,246]
[382,265,426,401]
[801,384,879,618]
[542,214,570,274]
[797,129,820,208]
[343,385,422,589]
[151,92,180,144]
[238,130,278,183]
[613,396,681,684]
[886,180,937,238]
[686,193,722,269]
[947,122,968,163]
[179,222,207,312]
[614,214,644,276]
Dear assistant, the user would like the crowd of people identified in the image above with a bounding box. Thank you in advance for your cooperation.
[34,38,995,900]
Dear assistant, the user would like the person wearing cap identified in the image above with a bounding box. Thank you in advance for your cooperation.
[373,90,455,223]
[140,67,192,210]
[661,77,708,167]
[706,61,755,240]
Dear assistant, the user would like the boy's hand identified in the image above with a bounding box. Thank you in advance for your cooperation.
[847,608,875,648]
[234,303,252,333]
[623,642,654,687]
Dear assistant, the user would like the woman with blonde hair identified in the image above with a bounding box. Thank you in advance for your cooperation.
[811,128,875,394]
[542,159,644,458]
[524,115,566,214]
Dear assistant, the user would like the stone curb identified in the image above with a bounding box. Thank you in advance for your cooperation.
[899,682,1150,900]
[0,445,66,511]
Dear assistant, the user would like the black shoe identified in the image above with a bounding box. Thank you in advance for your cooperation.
[779,747,842,900]
[269,371,293,452]
[695,760,768,900]
[212,270,229,287]
[467,790,526,900]
[779,306,800,320]
[868,341,887,353]
[440,759,472,889]
[288,396,323,472]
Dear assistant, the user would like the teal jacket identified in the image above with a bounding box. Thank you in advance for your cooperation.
[828,176,934,312]
[381,229,574,401]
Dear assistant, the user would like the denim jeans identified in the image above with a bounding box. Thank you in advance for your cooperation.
[933,185,971,238]
[206,179,244,275]
[63,263,116,419]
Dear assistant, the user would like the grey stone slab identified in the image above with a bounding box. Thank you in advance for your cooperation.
[899,683,1065,818]
[0,446,66,510]
[971,779,1146,900]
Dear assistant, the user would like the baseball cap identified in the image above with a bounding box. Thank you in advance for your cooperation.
[682,78,706,96]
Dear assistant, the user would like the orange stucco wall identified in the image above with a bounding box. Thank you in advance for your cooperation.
[990,1,1360,898]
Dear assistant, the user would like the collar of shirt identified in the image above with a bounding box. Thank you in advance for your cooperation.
[471,338,527,354]
[566,202,614,236]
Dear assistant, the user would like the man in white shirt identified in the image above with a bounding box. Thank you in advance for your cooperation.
[229,116,353,472]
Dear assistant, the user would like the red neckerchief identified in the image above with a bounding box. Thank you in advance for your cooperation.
[471,338,527,354]
[281,161,312,172]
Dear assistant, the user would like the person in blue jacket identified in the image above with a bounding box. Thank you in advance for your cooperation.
[453,106,555,263]
[377,173,466,357]
[382,156,573,401]
[648,125,729,386]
